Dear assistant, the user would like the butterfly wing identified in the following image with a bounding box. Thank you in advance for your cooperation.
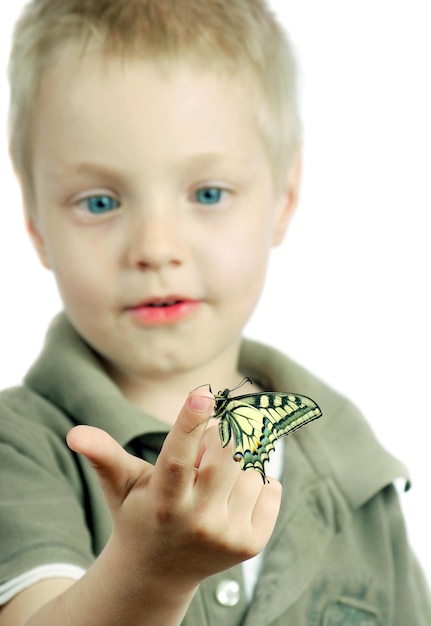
[216,392,322,482]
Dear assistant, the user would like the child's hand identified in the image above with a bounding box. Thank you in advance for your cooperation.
[66,389,282,594]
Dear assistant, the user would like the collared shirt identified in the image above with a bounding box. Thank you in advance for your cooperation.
[0,313,430,624]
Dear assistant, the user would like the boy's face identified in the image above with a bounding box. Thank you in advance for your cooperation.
[28,51,298,394]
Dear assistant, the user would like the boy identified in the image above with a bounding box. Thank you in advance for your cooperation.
[0,0,429,624]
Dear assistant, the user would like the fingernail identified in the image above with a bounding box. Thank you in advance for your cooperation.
[189,394,213,412]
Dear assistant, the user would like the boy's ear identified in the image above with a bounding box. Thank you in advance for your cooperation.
[25,215,51,269]
[272,150,302,247]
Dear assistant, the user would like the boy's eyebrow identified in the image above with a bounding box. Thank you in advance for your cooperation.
[180,152,257,168]
[40,160,123,181]
[183,153,264,178]
[54,161,122,178]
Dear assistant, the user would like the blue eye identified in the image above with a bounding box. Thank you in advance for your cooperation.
[195,187,223,205]
[83,195,120,214]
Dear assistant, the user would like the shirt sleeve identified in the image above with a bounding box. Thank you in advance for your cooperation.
[0,400,97,586]
[0,564,85,605]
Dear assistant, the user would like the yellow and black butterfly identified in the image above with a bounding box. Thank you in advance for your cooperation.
[211,378,322,483]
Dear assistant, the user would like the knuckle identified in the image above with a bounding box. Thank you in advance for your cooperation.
[164,455,189,476]
[153,502,176,525]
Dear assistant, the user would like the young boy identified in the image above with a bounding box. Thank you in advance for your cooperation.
[1,0,429,624]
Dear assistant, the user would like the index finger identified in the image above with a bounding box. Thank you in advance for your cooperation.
[152,391,214,499]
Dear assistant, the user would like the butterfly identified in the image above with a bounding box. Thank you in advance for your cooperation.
[211,378,322,483]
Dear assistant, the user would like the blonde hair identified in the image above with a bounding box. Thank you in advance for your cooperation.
[8,0,301,213]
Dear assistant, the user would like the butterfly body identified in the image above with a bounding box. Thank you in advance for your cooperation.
[212,380,322,483]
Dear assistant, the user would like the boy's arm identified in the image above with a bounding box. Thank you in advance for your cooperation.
[0,391,282,626]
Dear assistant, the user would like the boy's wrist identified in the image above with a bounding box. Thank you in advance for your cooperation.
[105,529,199,592]
[24,537,199,626]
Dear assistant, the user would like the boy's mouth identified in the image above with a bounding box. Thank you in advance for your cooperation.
[144,299,182,308]
[127,297,200,325]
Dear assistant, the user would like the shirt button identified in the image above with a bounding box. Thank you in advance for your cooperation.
[215,579,241,607]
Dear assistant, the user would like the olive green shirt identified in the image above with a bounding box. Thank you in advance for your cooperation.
[1,314,430,624]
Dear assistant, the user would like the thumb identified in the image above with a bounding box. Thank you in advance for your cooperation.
[67,425,151,509]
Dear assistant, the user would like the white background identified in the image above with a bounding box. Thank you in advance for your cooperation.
[1,1,430,584]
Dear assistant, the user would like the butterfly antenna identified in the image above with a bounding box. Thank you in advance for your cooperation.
[190,382,213,394]
[230,377,253,392]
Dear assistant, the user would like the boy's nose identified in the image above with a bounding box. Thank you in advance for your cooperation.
[127,210,184,270]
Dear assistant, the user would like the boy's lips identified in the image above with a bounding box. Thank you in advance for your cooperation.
[126,297,201,325]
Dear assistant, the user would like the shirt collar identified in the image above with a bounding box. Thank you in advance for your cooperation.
[24,313,169,448]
